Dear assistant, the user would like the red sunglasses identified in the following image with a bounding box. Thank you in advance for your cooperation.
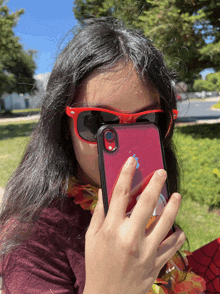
[66,106,178,144]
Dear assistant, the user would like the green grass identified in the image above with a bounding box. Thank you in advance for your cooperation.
[12,108,41,114]
[0,120,220,251]
[0,108,41,118]
[173,123,220,251]
[0,120,38,187]
[176,198,220,251]
[0,108,41,114]
[212,100,220,109]
[173,124,220,208]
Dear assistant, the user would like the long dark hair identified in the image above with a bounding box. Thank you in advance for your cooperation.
[0,17,179,255]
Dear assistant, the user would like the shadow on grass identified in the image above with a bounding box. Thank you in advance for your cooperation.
[0,110,40,119]
[0,123,37,140]
[176,123,220,139]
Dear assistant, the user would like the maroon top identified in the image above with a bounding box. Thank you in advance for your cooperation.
[1,198,92,294]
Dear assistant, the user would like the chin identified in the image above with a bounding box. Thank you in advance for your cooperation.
[85,166,101,186]
[83,170,101,187]
[90,174,101,187]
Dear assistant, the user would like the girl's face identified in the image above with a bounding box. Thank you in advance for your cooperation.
[69,63,160,186]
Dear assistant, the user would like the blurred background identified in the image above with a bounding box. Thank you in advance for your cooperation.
[0,0,220,253]
[1,0,220,112]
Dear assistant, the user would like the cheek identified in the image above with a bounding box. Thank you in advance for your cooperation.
[74,139,98,164]
[68,119,100,184]
[73,141,98,164]
[69,119,98,164]
[71,130,99,170]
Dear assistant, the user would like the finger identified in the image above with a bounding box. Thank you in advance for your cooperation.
[129,169,167,233]
[155,227,186,269]
[87,189,105,235]
[106,156,137,222]
[147,193,182,247]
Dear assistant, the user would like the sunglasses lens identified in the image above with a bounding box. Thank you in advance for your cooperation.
[155,112,170,137]
[77,111,119,142]
[137,112,168,136]
[136,113,157,123]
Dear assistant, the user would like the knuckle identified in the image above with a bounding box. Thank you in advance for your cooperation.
[101,222,117,242]
[113,226,140,256]
[101,221,141,257]
[113,185,130,199]
[118,230,140,256]
[122,237,140,257]
[104,223,114,237]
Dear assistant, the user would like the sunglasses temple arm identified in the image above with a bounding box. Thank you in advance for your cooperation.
[172,109,178,120]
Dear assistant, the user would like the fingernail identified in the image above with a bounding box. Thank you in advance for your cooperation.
[157,169,167,178]
[174,193,181,200]
[125,156,135,168]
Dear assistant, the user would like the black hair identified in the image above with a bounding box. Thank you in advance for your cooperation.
[0,17,179,255]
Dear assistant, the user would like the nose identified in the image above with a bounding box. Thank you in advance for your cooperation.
[121,114,135,124]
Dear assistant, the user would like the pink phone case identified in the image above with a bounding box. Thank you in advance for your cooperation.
[97,123,170,231]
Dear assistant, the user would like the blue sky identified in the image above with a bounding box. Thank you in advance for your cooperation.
[7,0,214,78]
[7,0,78,75]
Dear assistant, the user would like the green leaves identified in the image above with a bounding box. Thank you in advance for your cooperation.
[73,0,150,27]
[138,0,206,80]
[73,0,220,83]
[193,71,220,91]
[0,0,36,98]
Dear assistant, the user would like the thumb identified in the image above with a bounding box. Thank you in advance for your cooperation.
[88,189,105,235]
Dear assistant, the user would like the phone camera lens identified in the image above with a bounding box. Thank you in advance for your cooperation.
[104,130,114,142]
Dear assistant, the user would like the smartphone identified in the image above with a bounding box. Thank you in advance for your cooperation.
[97,122,173,233]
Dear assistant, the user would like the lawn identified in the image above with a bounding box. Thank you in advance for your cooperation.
[0,108,41,118]
[0,120,38,187]
[175,197,220,252]
[174,123,220,208]
[12,108,41,114]
[212,100,220,109]
[173,123,220,251]
[0,119,220,252]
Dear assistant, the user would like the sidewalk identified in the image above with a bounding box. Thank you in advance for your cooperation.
[0,114,40,123]
[205,97,220,101]
[176,117,220,126]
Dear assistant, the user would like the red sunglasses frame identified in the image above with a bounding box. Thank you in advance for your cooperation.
[66,106,178,144]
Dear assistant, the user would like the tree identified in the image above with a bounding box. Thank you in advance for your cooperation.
[138,0,208,81]
[193,72,220,91]
[206,72,220,90]
[0,0,36,99]
[193,79,215,91]
[73,0,220,84]
[73,0,149,26]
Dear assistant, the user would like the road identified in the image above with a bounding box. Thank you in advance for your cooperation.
[177,98,220,123]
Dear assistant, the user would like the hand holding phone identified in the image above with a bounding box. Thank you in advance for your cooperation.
[97,123,170,233]
[84,152,185,294]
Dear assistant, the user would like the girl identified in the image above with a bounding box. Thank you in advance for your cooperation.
[0,17,187,293]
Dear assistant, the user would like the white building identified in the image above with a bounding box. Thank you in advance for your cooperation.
[1,73,50,110]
